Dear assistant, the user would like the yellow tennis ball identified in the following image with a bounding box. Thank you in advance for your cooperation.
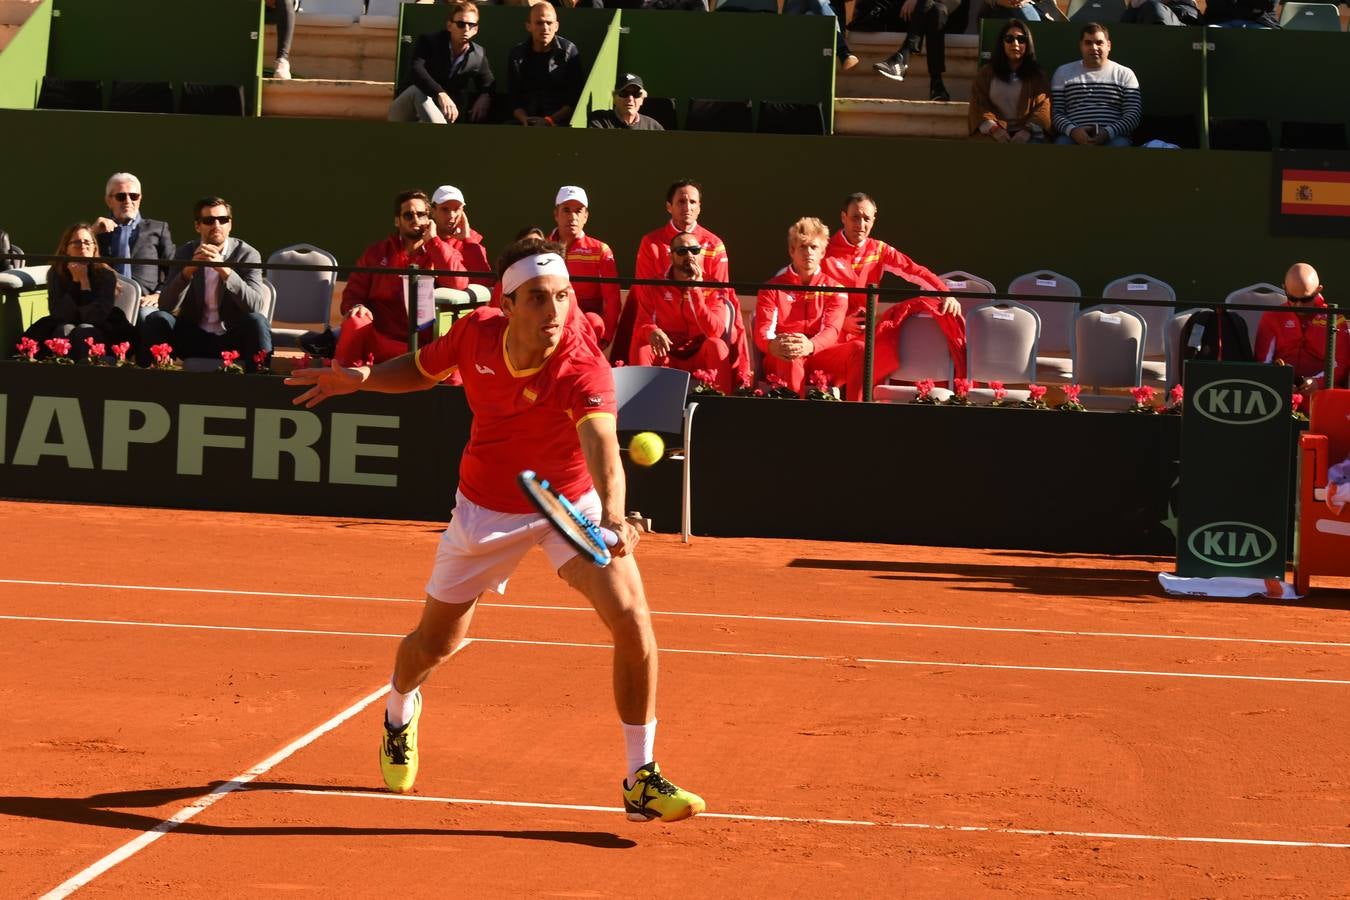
[628,431,665,467]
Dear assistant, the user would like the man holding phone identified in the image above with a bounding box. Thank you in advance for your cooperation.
[1050,23,1140,147]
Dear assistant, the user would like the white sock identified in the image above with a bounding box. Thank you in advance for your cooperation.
[623,719,657,785]
[385,678,419,729]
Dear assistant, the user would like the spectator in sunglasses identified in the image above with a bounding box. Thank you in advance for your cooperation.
[143,197,271,371]
[508,2,583,126]
[629,232,738,393]
[968,21,1050,143]
[1255,263,1350,393]
[587,73,664,131]
[333,190,469,368]
[390,0,495,124]
[92,172,175,308]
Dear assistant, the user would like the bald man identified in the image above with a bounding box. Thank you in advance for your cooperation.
[508,2,583,127]
[1254,263,1349,389]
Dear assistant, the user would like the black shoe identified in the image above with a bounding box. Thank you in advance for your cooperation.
[299,326,336,359]
[873,52,909,82]
[930,78,950,102]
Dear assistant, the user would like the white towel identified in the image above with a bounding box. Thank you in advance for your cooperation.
[1157,572,1302,600]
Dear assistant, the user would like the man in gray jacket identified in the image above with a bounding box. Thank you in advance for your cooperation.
[139,196,271,371]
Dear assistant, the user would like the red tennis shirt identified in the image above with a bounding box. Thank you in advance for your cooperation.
[415,306,617,513]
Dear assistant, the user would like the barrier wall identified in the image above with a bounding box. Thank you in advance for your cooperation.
[0,362,1181,553]
[0,107,1343,304]
[0,0,50,111]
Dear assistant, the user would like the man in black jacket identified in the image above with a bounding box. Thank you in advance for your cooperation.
[508,2,583,127]
[93,172,175,308]
[389,0,495,124]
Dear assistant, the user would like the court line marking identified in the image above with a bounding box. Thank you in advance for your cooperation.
[38,681,397,899]
[3,577,1349,650]
[5,614,1350,688]
[270,788,1350,851]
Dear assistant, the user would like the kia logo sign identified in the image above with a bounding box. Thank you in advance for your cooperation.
[1185,521,1277,567]
[1192,380,1283,425]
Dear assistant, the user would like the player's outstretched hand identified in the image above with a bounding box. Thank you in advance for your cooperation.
[285,360,367,409]
[603,517,640,558]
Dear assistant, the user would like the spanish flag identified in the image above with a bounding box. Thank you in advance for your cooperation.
[1280,168,1350,217]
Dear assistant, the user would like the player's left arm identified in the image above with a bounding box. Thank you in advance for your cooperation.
[577,413,639,557]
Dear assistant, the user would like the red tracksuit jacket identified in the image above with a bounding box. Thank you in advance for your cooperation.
[550,230,621,346]
[1254,296,1350,384]
[754,266,848,353]
[343,234,468,343]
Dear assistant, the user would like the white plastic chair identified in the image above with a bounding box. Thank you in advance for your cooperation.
[266,243,338,347]
[1007,269,1079,383]
[872,311,957,403]
[965,300,1041,402]
[1223,282,1286,345]
[939,270,995,316]
[1074,304,1146,409]
[113,274,142,327]
[611,365,697,543]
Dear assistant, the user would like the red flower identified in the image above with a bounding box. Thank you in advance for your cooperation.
[738,374,753,389]
[808,369,830,390]
[1028,384,1047,401]
[1169,384,1184,406]
[220,350,241,367]
[1130,386,1156,405]
[915,378,936,398]
[15,336,38,359]
[989,380,1007,401]
[752,388,765,397]
[150,343,174,364]
[953,377,972,397]
[87,342,106,358]
[1291,393,1304,412]
[44,337,71,357]
[254,350,270,368]
[766,373,786,388]
[112,341,130,361]
[1064,384,1082,402]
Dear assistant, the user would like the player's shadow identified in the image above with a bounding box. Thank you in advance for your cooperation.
[0,782,636,849]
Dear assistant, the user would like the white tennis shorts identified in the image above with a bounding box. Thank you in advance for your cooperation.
[425,488,602,605]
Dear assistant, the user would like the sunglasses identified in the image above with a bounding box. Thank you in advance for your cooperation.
[198,215,231,225]
[1288,291,1321,302]
[672,246,702,256]
[451,19,478,28]
[112,191,141,202]
[1003,34,1027,45]
[400,210,430,221]
[615,89,642,98]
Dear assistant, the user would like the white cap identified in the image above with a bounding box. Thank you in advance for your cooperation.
[554,185,589,208]
[431,185,465,207]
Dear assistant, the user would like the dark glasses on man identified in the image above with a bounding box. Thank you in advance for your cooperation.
[1003,34,1027,45]
[113,192,141,202]
[400,210,429,221]
[615,89,642,98]
[451,19,478,28]
[1288,291,1320,303]
[672,246,702,256]
[198,215,231,225]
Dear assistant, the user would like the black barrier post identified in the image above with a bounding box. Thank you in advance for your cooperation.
[406,264,420,354]
[1326,302,1339,388]
[1177,360,1294,578]
[862,287,877,403]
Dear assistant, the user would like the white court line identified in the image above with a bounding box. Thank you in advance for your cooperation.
[5,614,1350,688]
[39,682,394,898]
[3,577,1349,650]
[271,788,1350,851]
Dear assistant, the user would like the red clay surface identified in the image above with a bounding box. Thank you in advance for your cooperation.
[2,500,1349,898]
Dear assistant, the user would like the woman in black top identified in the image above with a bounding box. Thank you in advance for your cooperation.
[24,223,132,360]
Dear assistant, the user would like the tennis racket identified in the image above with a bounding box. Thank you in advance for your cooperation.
[518,469,617,567]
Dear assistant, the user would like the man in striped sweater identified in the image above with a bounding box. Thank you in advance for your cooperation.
[1051,24,1140,148]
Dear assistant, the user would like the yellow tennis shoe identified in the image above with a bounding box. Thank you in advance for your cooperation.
[622,762,705,822]
[379,692,421,793]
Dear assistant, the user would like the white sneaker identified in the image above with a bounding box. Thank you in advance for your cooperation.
[273,57,291,80]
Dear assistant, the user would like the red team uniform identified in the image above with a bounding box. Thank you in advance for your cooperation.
[439,230,493,288]
[415,306,616,514]
[754,266,850,396]
[550,230,622,349]
[822,230,967,399]
[629,281,737,393]
[337,235,469,367]
[1254,295,1350,386]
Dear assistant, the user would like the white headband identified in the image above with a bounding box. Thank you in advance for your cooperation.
[501,252,570,297]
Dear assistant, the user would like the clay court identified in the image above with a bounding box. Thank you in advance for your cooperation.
[3,500,1349,898]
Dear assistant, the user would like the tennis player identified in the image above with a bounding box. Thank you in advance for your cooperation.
[286,237,703,823]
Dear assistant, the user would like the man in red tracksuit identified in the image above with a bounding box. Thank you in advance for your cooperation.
[430,184,492,287]
[336,189,469,367]
[1255,262,1349,390]
[549,185,621,351]
[615,180,751,389]
[823,191,965,399]
[754,217,850,396]
[629,231,736,393]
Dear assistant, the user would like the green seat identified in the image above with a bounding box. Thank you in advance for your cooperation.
[1278,2,1343,30]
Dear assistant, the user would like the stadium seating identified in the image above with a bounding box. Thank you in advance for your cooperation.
[112,274,141,328]
[939,270,995,315]
[873,311,956,403]
[266,244,339,348]
[1162,309,1192,392]
[611,364,695,542]
[1007,270,1079,384]
[964,299,1041,402]
[1223,282,1286,344]
[1278,1,1343,30]
[1101,274,1175,384]
[1073,304,1145,407]
[1068,0,1127,22]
